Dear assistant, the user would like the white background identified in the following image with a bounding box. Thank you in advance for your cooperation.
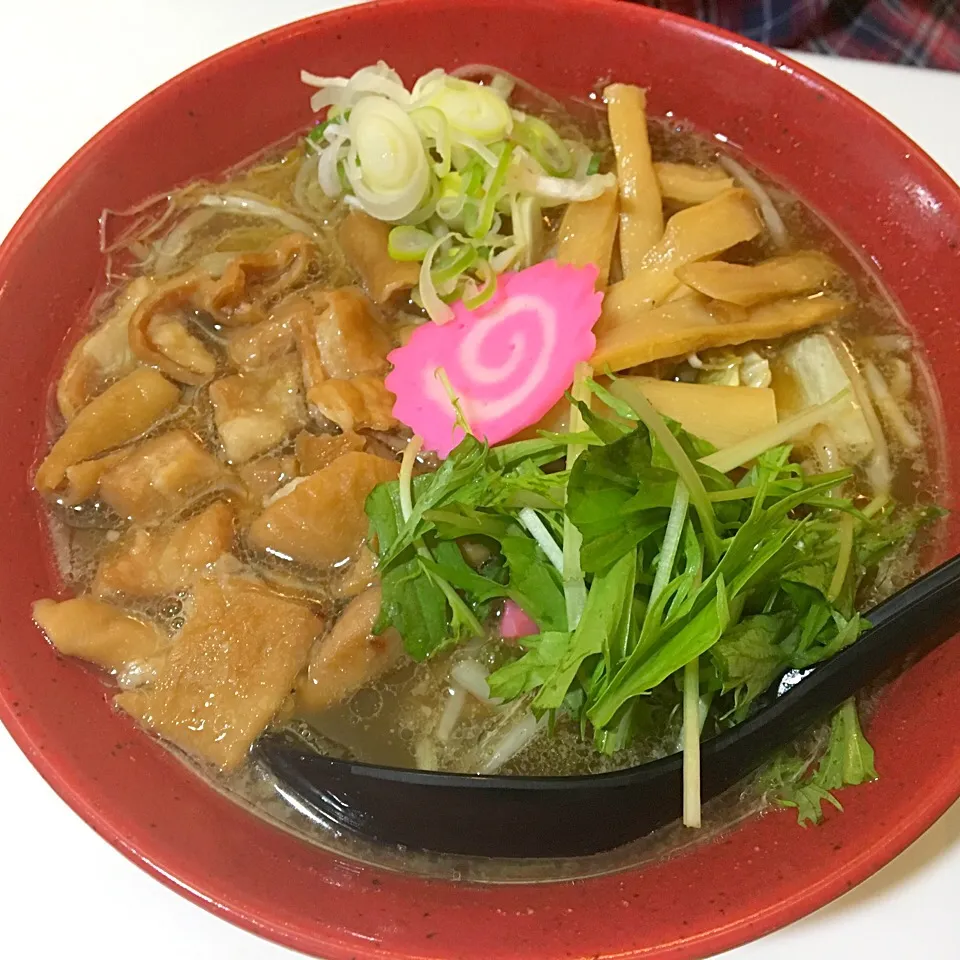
[2,2,960,957]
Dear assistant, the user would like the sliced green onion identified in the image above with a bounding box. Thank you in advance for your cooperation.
[425,77,513,143]
[461,259,497,310]
[345,96,430,221]
[453,134,500,168]
[303,63,410,112]
[490,245,521,272]
[489,72,515,100]
[410,106,452,178]
[450,143,471,171]
[586,153,602,176]
[479,231,512,250]
[439,171,463,197]
[432,242,477,285]
[399,173,440,226]
[410,67,447,101]
[337,159,350,193]
[435,266,464,298]
[461,199,480,237]
[510,112,573,177]
[388,225,435,261]
[461,159,485,197]
[439,171,462,193]
[507,147,615,206]
[470,143,514,240]
[566,141,592,178]
[436,172,468,222]
[307,118,335,144]
[419,236,455,324]
[510,193,542,268]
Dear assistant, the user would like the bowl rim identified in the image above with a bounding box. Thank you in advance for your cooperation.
[2,1,959,957]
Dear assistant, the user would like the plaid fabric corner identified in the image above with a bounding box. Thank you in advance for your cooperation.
[637,0,960,69]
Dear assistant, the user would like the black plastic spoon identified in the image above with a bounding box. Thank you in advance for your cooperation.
[256,553,960,858]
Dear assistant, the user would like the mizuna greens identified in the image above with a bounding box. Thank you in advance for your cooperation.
[367,380,939,823]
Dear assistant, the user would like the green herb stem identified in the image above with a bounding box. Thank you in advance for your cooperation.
[518,507,564,572]
[701,389,852,475]
[682,657,702,828]
[651,482,689,607]
[398,435,425,523]
[618,382,721,566]
[827,513,855,602]
[563,363,592,630]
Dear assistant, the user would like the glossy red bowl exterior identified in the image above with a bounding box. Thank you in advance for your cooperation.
[1,1,958,957]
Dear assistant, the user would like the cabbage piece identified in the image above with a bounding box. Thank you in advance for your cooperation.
[776,333,874,463]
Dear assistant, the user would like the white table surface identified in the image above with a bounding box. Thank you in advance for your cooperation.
[3,3,960,957]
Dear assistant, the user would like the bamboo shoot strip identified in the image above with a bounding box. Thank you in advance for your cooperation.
[557,187,619,288]
[676,251,839,307]
[605,84,663,273]
[599,188,763,312]
[592,292,850,374]
[654,162,734,205]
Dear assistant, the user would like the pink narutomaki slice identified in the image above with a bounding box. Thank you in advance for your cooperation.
[500,599,539,640]
[386,261,602,456]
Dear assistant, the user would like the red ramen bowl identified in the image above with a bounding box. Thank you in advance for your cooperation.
[1,0,958,956]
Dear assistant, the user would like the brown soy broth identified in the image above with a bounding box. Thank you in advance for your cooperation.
[301,642,679,775]
[35,85,946,878]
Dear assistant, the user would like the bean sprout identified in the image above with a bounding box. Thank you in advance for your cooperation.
[863,360,921,450]
[719,155,788,249]
[197,193,320,238]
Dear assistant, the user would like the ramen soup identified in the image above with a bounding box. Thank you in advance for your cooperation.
[32,64,942,839]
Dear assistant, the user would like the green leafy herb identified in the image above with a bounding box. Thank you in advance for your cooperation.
[501,536,568,632]
[533,548,637,710]
[711,613,792,721]
[487,632,570,700]
[815,698,878,791]
[366,482,454,659]
[766,699,878,826]
[365,376,943,800]
[856,502,945,569]
[761,753,843,827]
